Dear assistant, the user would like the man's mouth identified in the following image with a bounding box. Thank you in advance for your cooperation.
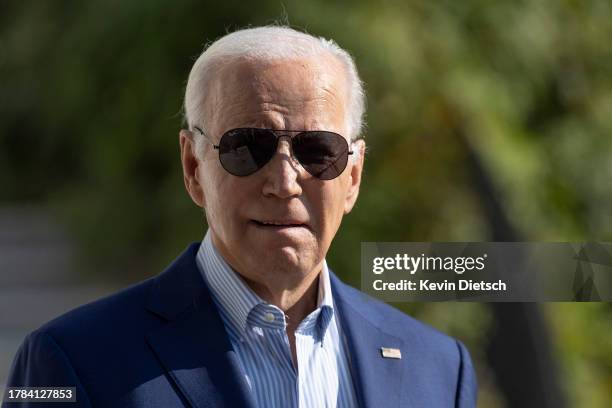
[251,219,308,229]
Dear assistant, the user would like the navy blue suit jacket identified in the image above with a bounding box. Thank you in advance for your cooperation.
[4,244,477,407]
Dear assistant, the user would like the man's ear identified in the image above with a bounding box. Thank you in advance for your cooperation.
[179,129,206,208]
[344,139,366,214]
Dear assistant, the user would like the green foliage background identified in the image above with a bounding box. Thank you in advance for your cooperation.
[2,1,611,406]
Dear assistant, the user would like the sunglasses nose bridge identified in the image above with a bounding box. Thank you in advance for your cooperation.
[271,133,308,175]
[275,134,295,156]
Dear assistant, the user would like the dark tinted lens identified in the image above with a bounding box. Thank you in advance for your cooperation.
[292,131,350,180]
[218,128,277,176]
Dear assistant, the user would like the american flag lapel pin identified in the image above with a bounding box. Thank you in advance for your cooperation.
[380,347,402,359]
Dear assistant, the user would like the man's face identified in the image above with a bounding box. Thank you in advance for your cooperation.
[180,54,365,290]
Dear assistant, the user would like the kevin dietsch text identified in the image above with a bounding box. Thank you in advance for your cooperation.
[371,253,508,293]
[373,278,507,292]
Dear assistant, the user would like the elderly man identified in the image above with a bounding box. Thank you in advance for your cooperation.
[4,27,476,407]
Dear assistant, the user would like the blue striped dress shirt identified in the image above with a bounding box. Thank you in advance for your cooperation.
[196,231,358,408]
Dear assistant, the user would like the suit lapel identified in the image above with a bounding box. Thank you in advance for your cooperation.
[331,273,405,408]
[145,245,406,408]
[145,244,256,408]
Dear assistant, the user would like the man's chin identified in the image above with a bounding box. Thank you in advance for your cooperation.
[245,244,318,275]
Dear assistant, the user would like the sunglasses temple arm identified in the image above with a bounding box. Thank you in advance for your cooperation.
[193,126,220,149]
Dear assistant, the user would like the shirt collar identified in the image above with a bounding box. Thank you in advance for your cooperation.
[196,230,335,341]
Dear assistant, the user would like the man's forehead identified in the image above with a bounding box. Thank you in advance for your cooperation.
[226,56,342,88]
[205,55,348,134]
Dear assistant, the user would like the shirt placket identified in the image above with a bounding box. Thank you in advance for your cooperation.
[253,306,299,408]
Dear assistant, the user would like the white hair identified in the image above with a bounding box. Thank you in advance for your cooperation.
[183,26,366,148]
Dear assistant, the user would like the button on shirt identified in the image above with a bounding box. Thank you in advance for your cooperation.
[196,231,358,408]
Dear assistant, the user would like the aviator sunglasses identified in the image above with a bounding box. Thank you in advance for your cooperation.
[193,127,354,180]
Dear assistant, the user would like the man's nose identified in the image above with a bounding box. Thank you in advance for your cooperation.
[261,138,303,198]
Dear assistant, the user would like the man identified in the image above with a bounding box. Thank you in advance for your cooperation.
[4,26,477,407]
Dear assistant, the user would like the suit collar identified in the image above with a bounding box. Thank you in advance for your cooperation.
[145,243,204,320]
